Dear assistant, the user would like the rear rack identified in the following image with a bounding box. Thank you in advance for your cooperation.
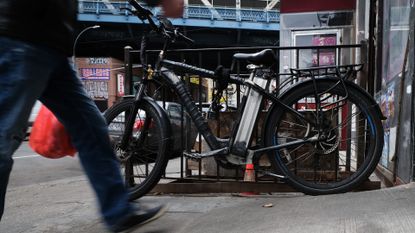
[290,64,364,79]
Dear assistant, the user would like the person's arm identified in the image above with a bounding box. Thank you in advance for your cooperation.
[145,0,184,18]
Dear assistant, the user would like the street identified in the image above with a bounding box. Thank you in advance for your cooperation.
[3,143,415,233]
[1,142,254,233]
[9,142,183,188]
[8,142,83,189]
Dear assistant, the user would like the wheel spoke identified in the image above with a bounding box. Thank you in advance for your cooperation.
[267,80,382,194]
[105,100,168,199]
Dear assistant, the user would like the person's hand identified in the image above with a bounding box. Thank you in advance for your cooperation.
[160,0,184,18]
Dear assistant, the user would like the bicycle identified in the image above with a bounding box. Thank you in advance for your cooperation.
[105,0,385,200]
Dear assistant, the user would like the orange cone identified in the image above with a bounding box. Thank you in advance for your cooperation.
[243,163,255,182]
[240,163,259,196]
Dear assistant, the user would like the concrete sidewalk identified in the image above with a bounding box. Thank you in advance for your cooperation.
[1,176,415,233]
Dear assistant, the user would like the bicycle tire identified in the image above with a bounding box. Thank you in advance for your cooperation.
[104,98,170,200]
[264,79,383,195]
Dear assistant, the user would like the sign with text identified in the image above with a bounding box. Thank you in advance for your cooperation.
[117,73,125,96]
[82,81,109,100]
[88,57,109,65]
[79,68,110,80]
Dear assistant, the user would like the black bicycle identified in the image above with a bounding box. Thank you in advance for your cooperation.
[105,0,384,200]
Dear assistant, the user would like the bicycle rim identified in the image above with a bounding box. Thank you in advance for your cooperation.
[265,80,383,194]
[105,99,169,199]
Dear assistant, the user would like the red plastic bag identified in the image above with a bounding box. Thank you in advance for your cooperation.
[29,105,77,158]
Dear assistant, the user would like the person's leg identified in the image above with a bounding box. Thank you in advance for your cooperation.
[38,56,132,226]
[0,37,56,220]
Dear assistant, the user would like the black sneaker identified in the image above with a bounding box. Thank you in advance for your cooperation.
[110,204,167,233]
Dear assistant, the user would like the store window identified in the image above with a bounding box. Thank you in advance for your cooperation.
[292,30,341,68]
[382,0,411,85]
[376,0,412,172]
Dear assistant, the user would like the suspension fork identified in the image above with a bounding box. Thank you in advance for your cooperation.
[160,67,221,150]
[119,81,148,150]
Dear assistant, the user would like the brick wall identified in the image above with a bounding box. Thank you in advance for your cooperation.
[75,57,124,110]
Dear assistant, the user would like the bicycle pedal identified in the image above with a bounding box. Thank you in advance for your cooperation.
[183,151,201,160]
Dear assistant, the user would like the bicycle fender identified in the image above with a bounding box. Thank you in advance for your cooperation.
[345,81,386,120]
[122,95,135,99]
[263,78,386,140]
[118,96,172,124]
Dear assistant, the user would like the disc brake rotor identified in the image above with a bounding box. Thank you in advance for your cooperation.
[315,128,340,155]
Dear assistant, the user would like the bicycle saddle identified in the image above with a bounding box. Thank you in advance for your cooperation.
[233,49,277,67]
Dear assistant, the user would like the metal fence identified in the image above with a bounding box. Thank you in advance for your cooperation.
[79,0,280,23]
[122,44,370,192]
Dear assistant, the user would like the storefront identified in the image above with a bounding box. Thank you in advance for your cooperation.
[75,57,124,111]
[279,0,356,73]
[371,0,414,184]
[279,0,415,185]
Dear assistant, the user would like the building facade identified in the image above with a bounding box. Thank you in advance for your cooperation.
[279,0,414,185]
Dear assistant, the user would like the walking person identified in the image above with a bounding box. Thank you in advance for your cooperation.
[0,0,183,232]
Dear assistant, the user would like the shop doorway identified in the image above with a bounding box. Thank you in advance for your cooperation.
[292,29,342,68]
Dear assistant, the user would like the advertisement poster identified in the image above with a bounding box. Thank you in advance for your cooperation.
[79,68,111,80]
[295,32,338,68]
[311,35,337,66]
[376,81,398,169]
[82,81,109,100]
[376,92,389,167]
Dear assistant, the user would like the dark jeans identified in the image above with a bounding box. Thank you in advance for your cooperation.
[0,37,132,226]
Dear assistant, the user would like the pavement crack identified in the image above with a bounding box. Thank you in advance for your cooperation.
[166,211,204,214]
[54,201,84,205]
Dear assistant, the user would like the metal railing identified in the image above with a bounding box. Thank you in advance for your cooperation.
[78,0,280,23]
[122,44,364,187]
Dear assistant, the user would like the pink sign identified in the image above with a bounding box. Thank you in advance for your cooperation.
[312,35,337,66]
[312,52,336,66]
[312,36,337,46]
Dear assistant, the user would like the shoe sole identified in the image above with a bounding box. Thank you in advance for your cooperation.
[119,205,168,233]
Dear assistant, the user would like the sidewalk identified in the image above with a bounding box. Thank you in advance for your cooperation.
[1,176,415,233]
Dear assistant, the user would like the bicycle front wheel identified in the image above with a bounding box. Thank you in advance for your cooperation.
[264,79,383,195]
[105,98,170,200]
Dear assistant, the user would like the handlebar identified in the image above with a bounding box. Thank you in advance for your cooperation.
[126,0,193,45]
[128,0,150,16]
[122,0,158,31]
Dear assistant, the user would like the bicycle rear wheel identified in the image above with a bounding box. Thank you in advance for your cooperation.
[104,98,170,200]
[264,79,383,195]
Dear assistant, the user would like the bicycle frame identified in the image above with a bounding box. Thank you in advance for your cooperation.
[120,1,323,164]
[114,0,386,197]
[154,60,320,165]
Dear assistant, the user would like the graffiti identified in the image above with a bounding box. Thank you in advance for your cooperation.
[82,81,109,100]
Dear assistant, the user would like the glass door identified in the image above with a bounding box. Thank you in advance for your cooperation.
[292,29,342,68]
